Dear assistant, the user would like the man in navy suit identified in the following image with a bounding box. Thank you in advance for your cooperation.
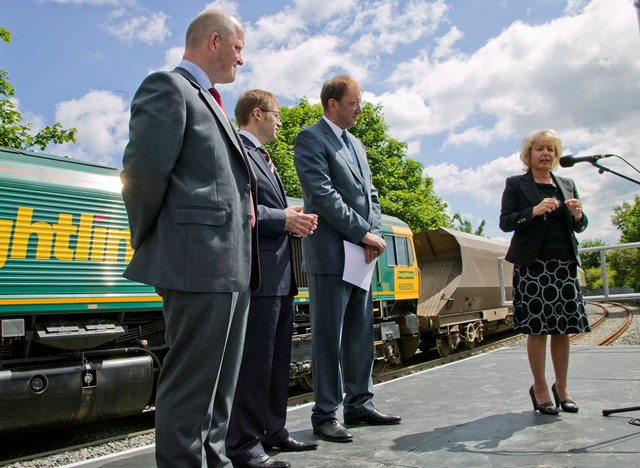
[294,75,401,444]
[121,9,258,467]
[226,90,318,468]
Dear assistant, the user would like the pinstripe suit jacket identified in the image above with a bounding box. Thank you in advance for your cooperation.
[243,135,297,297]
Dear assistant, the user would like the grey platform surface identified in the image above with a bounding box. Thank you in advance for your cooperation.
[68,346,640,467]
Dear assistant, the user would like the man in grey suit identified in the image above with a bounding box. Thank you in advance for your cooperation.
[121,9,258,467]
[226,90,318,468]
[294,75,401,444]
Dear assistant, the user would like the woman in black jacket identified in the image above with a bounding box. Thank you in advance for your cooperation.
[500,129,590,415]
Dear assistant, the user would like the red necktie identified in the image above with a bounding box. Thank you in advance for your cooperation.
[208,86,226,115]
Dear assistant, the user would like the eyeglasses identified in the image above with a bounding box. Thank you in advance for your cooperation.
[339,100,363,109]
[259,109,281,120]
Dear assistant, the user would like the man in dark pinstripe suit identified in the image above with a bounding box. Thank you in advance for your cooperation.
[226,90,318,468]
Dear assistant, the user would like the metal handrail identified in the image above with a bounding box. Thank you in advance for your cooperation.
[498,242,640,305]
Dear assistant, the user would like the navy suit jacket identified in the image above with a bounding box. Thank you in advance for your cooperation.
[242,135,297,297]
[499,171,588,266]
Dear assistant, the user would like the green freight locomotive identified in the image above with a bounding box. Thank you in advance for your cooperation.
[0,147,512,434]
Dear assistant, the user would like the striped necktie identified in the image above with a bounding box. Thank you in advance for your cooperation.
[258,147,274,174]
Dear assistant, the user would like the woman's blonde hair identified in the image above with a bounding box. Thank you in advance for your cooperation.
[519,129,562,172]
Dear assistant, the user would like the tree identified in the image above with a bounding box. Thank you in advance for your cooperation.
[1,27,77,150]
[578,238,608,290]
[452,212,487,236]
[266,98,451,232]
[267,99,323,199]
[607,195,640,291]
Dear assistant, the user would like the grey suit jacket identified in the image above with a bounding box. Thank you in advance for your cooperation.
[243,135,296,297]
[499,171,588,266]
[294,118,382,275]
[121,67,258,292]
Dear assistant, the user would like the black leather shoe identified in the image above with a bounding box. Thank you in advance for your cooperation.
[234,454,290,468]
[313,418,353,442]
[345,409,402,426]
[529,386,560,415]
[552,383,579,413]
[271,437,319,451]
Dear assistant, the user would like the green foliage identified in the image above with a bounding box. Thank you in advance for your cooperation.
[266,99,323,199]
[452,212,487,237]
[578,238,607,270]
[0,27,77,150]
[583,267,604,290]
[267,98,451,232]
[0,27,10,43]
[608,195,640,291]
[611,195,640,243]
[578,239,610,290]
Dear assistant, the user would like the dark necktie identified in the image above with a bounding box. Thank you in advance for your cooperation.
[210,86,254,227]
[341,130,362,175]
[208,86,226,115]
[258,147,274,174]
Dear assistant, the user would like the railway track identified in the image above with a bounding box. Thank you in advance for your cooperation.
[287,333,522,407]
[2,302,634,467]
[570,301,634,346]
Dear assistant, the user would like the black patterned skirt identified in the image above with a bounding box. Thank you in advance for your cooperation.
[512,259,591,335]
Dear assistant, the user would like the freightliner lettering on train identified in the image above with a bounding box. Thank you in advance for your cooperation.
[0,206,133,269]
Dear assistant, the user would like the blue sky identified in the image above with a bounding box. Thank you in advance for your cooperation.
[2,0,640,242]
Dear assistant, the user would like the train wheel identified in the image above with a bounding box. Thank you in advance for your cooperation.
[372,359,388,376]
[297,374,313,391]
[464,338,477,350]
[436,337,454,357]
[399,335,420,361]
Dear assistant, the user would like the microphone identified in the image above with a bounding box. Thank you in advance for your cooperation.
[559,154,614,168]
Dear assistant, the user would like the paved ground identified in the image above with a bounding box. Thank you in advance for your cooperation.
[70,345,640,468]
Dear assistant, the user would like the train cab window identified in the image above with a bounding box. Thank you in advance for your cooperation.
[384,234,397,266]
[384,235,413,267]
[395,237,408,266]
[407,239,415,265]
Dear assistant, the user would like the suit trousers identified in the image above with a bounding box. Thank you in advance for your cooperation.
[155,288,250,468]
[308,273,375,426]
[226,295,294,464]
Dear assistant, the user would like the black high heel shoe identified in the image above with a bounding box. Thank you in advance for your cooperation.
[551,383,579,413]
[529,386,560,415]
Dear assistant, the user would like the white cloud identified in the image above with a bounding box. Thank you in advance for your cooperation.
[383,0,640,157]
[294,0,357,23]
[372,88,437,140]
[53,90,130,167]
[103,10,171,45]
[432,26,463,60]
[239,35,343,100]
[245,10,309,50]
[349,0,448,56]
[238,0,449,94]
[203,1,240,18]
[160,46,184,71]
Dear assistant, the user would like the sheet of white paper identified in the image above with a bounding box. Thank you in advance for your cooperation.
[342,241,376,290]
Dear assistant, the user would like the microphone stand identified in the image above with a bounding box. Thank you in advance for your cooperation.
[594,161,640,425]
[590,161,640,185]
